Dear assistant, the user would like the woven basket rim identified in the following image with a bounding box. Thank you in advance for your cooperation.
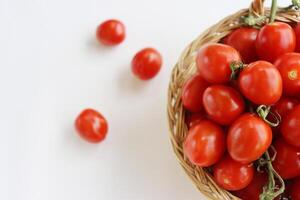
[167,1,300,200]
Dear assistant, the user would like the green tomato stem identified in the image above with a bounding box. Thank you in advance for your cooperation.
[256,105,280,127]
[259,151,285,200]
[269,0,278,23]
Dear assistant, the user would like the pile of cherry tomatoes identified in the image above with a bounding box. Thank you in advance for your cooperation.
[182,20,300,199]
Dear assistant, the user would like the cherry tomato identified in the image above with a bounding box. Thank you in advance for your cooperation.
[256,22,296,62]
[238,61,282,105]
[281,105,300,148]
[234,171,268,200]
[227,113,272,164]
[290,177,300,200]
[294,23,300,52]
[75,109,108,143]
[184,120,225,167]
[272,97,298,119]
[185,112,205,129]
[202,85,245,125]
[213,155,254,191]
[271,97,298,137]
[272,139,300,179]
[274,53,300,96]
[197,43,241,84]
[96,19,125,46]
[181,74,209,112]
[131,48,162,80]
[225,27,258,63]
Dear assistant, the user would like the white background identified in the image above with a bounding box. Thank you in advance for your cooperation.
[0,0,290,200]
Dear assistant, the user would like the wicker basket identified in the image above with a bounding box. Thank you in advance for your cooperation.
[167,1,300,199]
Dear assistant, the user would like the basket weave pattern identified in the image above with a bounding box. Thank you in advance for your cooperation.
[167,1,300,199]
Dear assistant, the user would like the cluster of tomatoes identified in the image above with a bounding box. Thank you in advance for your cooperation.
[75,19,162,143]
[182,21,300,199]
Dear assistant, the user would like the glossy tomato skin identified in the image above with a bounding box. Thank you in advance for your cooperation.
[227,113,272,164]
[272,139,300,179]
[185,112,205,129]
[75,109,108,143]
[272,97,299,119]
[213,155,254,191]
[184,120,225,167]
[96,19,126,46]
[225,27,258,63]
[256,22,296,62]
[271,98,298,137]
[131,48,162,80]
[234,171,268,200]
[202,85,245,125]
[290,177,300,200]
[238,61,282,105]
[181,74,209,112]
[294,23,300,52]
[197,43,241,84]
[281,105,300,148]
[274,53,300,96]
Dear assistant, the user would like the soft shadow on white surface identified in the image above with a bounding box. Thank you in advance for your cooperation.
[117,66,149,94]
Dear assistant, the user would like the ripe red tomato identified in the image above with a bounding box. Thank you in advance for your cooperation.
[131,48,162,80]
[274,53,300,96]
[234,171,268,200]
[202,85,245,125]
[213,155,254,191]
[225,27,258,63]
[271,97,298,137]
[281,105,300,148]
[96,19,126,46]
[197,43,241,84]
[75,109,108,143]
[290,177,300,200]
[272,139,300,179]
[184,120,225,167]
[256,22,296,62]
[185,112,205,129]
[227,113,272,164]
[238,61,282,105]
[294,23,300,52]
[272,97,298,119]
[181,74,209,112]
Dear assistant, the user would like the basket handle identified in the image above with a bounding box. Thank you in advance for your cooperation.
[250,0,265,16]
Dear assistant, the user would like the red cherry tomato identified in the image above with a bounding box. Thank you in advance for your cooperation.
[75,109,108,143]
[234,171,268,200]
[272,139,300,179]
[225,27,258,63]
[197,43,241,84]
[294,23,300,52]
[274,53,300,96]
[272,97,298,119]
[271,97,298,137]
[185,112,205,129]
[281,105,300,148]
[238,61,282,105]
[181,74,209,112]
[256,22,296,62]
[227,113,272,164]
[184,120,226,167]
[202,85,245,125]
[290,177,300,200]
[96,19,125,46]
[131,48,162,80]
[213,155,254,191]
